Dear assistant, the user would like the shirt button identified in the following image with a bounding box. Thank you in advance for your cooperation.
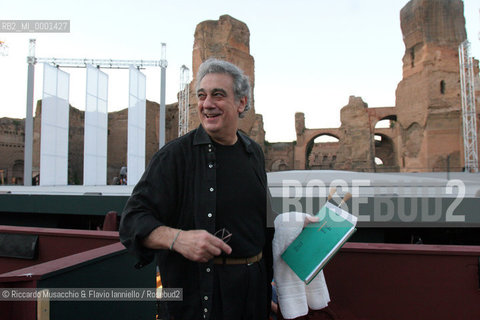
[208,163,213,168]
[206,267,211,273]
[207,213,212,218]
[204,308,208,313]
[204,296,208,301]
[209,187,214,192]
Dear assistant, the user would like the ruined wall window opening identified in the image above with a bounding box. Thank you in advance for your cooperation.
[313,135,340,143]
[440,80,445,94]
[375,120,390,129]
[307,134,340,170]
[375,157,384,166]
[375,116,397,129]
[410,47,415,67]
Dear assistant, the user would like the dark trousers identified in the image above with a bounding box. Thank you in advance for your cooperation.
[211,260,269,320]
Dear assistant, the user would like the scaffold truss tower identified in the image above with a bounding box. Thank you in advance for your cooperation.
[0,40,8,56]
[178,65,190,136]
[458,40,479,173]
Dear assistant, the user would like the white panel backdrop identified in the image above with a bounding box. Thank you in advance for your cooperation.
[127,66,146,186]
[83,65,109,185]
[40,63,70,186]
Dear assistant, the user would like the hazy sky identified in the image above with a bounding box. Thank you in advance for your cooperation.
[0,0,479,142]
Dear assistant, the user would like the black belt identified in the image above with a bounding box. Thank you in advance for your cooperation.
[213,251,262,265]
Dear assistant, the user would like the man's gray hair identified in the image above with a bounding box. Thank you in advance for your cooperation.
[196,58,251,118]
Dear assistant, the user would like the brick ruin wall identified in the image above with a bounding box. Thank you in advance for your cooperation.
[0,118,25,184]
[273,0,480,173]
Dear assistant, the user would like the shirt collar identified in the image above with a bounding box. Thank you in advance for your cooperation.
[193,125,253,154]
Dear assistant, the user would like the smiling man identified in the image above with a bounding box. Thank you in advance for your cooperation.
[120,58,273,320]
[196,71,247,145]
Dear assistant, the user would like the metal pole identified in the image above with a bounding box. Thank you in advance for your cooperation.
[24,39,36,186]
[159,43,167,149]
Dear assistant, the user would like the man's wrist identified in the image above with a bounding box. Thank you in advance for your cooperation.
[170,229,182,251]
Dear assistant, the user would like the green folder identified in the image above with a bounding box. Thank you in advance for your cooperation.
[281,202,358,284]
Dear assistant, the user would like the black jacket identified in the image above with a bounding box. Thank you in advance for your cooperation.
[120,125,274,319]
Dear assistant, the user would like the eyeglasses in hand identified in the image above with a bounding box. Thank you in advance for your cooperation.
[214,228,232,244]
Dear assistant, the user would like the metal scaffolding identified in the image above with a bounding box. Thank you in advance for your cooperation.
[178,65,190,137]
[0,40,8,56]
[458,40,479,173]
[23,39,168,185]
[35,57,166,69]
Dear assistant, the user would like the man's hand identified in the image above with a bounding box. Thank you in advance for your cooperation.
[143,226,232,263]
[173,230,232,262]
[303,214,320,228]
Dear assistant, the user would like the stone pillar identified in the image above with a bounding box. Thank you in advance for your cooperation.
[294,112,306,169]
[395,0,467,172]
[335,96,374,171]
[190,15,257,137]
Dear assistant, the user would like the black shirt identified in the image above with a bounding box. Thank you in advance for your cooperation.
[119,125,274,320]
[214,139,266,258]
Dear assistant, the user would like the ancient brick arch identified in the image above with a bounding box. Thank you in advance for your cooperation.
[270,159,289,171]
[306,131,343,170]
[367,107,397,131]
[294,128,343,169]
[303,129,343,146]
[369,108,399,171]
